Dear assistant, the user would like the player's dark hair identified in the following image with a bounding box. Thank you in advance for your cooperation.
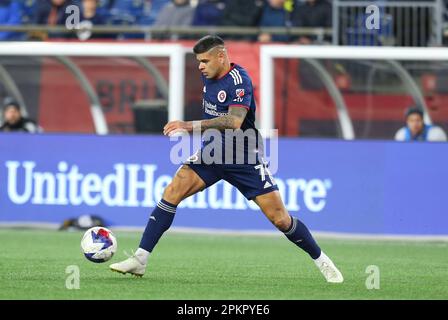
[2,97,20,114]
[405,106,424,119]
[193,35,225,54]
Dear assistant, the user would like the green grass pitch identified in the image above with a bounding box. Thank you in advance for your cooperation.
[0,228,447,300]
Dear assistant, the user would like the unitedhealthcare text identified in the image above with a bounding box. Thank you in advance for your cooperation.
[5,161,331,213]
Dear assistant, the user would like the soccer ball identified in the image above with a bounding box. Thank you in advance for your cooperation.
[81,227,117,263]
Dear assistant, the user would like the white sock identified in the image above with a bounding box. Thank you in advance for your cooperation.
[135,248,150,264]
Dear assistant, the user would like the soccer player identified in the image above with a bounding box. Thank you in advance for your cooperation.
[110,35,343,283]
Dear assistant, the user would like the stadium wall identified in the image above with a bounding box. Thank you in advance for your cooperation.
[6,41,448,136]
[0,133,446,237]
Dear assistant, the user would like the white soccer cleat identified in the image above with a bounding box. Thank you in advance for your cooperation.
[110,254,146,277]
[314,251,344,283]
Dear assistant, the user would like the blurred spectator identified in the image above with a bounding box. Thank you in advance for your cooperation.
[80,0,107,25]
[76,0,110,40]
[395,107,447,142]
[0,100,43,133]
[258,0,291,43]
[108,0,147,39]
[21,0,39,24]
[152,0,194,40]
[109,0,145,24]
[98,0,113,11]
[0,0,24,41]
[139,0,170,26]
[219,0,264,40]
[34,0,75,25]
[192,0,226,26]
[291,0,332,44]
[34,0,77,38]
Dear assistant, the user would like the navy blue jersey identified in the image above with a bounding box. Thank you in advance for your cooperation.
[201,63,263,164]
[185,64,278,199]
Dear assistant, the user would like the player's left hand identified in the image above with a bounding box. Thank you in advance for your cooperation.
[163,120,193,136]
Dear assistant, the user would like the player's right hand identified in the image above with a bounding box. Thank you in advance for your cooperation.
[163,120,192,136]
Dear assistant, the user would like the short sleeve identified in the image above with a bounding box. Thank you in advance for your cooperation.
[395,127,406,141]
[228,71,253,110]
[427,126,447,141]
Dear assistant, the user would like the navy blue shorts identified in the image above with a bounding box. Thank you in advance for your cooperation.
[185,153,278,200]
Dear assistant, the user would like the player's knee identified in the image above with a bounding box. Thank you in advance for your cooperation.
[162,183,183,205]
[271,210,291,232]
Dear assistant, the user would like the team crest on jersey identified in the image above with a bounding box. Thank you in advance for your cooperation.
[217,90,227,103]
[233,88,245,102]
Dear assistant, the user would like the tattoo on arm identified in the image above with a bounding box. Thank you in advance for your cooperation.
[194,107,248,131]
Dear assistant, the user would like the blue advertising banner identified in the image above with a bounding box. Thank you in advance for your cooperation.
[0,133,447,235]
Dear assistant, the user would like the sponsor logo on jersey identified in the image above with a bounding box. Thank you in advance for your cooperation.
[217,90,227,103]
[203,99,227,116]
[203,99,217,110]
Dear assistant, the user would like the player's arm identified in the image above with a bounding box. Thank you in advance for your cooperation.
[195,106,248,131]
[163,106,248,136]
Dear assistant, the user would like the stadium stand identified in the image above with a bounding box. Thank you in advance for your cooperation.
[1,0,447,46]
[19,0,38,24]
[258,0,292,43]
[152,0,195,40]
[191,0,226,27]
[0,0,24,41]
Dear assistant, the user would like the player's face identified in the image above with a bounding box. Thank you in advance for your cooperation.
[407,114,424,136]
[196,50,224,79]
[51,0,66,5]
[269,0,286,8]
[82,0,97,10]
[4,107,21,125]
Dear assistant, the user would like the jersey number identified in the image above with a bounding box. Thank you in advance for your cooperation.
[254,163,276,185]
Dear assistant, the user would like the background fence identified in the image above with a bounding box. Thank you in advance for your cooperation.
[333,0,444,46]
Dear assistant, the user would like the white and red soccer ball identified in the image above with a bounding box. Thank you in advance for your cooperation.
[81,227,117,263]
